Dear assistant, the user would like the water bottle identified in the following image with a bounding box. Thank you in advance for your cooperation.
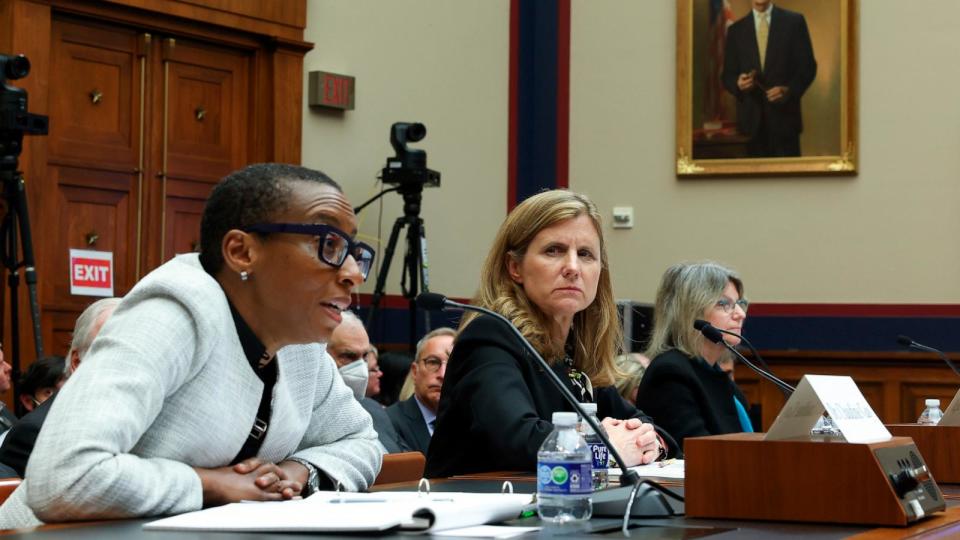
[918,399,944,425]
[537,412,592,523]
[578,403,609,490]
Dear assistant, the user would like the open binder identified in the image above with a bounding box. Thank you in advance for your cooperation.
[144,490,534,533]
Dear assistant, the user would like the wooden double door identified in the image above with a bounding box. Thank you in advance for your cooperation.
[39,14,250,350]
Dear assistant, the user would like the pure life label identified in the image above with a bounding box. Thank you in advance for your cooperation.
[537,461,592,495]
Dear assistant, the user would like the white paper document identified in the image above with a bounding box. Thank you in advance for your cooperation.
[144,491,534,534]
[438,525,541,538]
[765,374,891,443]
[609,460,685,480]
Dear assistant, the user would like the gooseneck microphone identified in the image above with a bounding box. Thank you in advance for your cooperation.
[897,335,960,378]
[694,320,795,395]
[416,292,643,487]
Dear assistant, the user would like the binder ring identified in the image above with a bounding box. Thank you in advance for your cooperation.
[417,478,431,495]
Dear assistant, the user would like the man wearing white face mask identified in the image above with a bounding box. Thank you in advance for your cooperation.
[328,312,407,454]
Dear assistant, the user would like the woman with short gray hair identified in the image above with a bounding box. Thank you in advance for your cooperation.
[636,262,753,452]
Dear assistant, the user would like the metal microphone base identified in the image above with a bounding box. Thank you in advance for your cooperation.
[591,483,681,518]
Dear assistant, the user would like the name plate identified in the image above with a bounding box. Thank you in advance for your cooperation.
[766,374,891,443]
[938,389,960,426]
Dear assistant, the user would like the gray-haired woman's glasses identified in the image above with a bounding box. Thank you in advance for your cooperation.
[716,298,749,314]
[244,223,376,281]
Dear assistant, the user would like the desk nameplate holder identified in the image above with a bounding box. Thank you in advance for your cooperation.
[686,375,945,526]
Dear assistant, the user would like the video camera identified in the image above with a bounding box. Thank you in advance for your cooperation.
[381,122,440,188]
[1,54,49,168]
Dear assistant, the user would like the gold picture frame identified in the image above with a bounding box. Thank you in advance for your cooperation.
[676,0,858,177]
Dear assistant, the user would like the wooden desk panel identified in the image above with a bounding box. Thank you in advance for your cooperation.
[733,350,960,430]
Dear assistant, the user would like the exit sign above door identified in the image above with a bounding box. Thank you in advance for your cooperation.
[308,70,355,110]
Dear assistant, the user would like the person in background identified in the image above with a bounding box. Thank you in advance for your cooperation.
[426,190,672,477]
[0,297,120,478]
[0,346,17,433]
[636,262,753,452]
[0,163,381,528]
[328,311,408,454]
[721,0,816,157]
[387,328,456,454]
[15,357,66,416]
[612,353,649,405]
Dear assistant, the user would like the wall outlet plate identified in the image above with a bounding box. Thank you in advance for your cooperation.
[612,206,634,229]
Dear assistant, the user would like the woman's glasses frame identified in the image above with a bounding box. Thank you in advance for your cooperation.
[243,223,376,280]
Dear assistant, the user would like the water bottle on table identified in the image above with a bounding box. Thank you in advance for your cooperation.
[578,402,609,490]
[537,411,592,523]
[918,399,943,425]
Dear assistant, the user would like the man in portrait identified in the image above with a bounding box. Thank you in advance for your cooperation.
[722,0,816,157]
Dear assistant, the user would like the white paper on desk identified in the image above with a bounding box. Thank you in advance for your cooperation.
[765,375,891,443]
[436,525,541,538]
[143,491,533,534]
[937,388,960,426]
[609,460,684,480]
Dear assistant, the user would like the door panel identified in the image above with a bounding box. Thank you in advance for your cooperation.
[46,165,138,305]
[48,18,140,170]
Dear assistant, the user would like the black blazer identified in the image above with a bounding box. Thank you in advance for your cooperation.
[0,392,53,477]
[635,349,750,452]
[425,315,665,478]
[721,6,816,138]
[360,397,409,454]
[386,397,432,454]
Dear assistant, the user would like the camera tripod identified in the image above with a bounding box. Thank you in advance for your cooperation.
[0,53,48,398]
[0,163,45,398]
[363,184,431,352]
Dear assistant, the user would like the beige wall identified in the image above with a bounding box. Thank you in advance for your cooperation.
[303,1,960,304]
[301,0,509,299]
[571,0,960,304]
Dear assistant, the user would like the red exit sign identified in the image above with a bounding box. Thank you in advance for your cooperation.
[308,70,355,110]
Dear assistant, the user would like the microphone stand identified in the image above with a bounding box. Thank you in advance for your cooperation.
[898,336,960,378]
[712,327,792,398]
[697,323,794,395]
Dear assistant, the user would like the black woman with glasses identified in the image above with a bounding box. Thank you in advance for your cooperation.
[0,164,382,528]
[635,262,753,453]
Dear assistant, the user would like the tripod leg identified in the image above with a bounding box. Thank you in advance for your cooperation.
[415,218,431,331]
[366,216,406,330]
[9,172,43,360]
[402,218,421,352]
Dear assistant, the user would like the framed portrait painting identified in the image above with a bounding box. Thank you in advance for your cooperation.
[676,0,858,176]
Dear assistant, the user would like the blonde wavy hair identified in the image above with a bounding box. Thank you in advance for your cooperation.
[644,262,744,362]
[462,190,622,387]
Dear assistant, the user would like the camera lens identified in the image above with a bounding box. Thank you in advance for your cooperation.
[405,123,426,143]
[1,54,30,80]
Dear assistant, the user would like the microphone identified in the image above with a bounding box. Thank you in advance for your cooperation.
[897,335,960,378]
[694,320,788,397]
[694,320,794,395]
[416,292,643,486]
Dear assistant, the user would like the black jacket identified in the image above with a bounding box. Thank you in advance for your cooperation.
[360,397,409,454]
[386,396,433,454]
[721,6,816,138]
[0,392,53,477]
[635,348,750,452]
[425,315,665,478]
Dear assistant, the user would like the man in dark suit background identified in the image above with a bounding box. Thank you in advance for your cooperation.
[328,311,408,454]
[387,328,455,454]
[0,297,120,477]
[722,0,816,157]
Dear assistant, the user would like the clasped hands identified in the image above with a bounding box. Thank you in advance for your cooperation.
[601,417,661,467]
[195,458,310,507]
[736,71,789,103]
